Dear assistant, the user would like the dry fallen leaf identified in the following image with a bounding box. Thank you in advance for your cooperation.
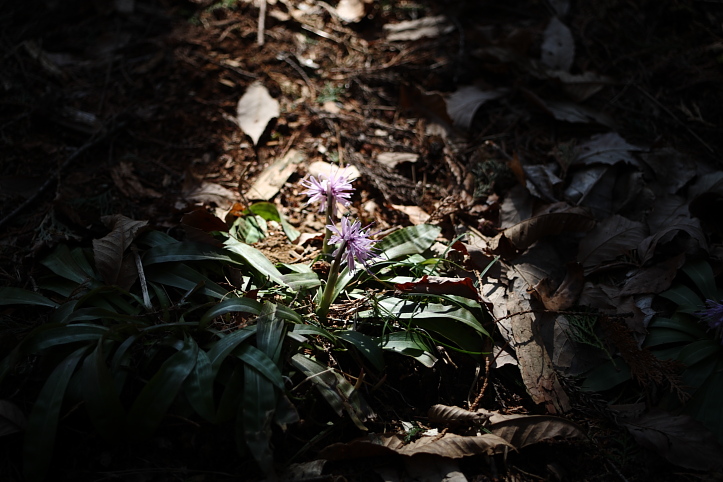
[335,0,367,23]
[383,15,454,42]
[247,149,306,200]
[445,86,507,130]
[92,215,148,288]
[573,132,644,166]
[577,214,647,271]
[532,262,584,311]
[390,204,430,225]
[236,81,280,145]
[623,409,723,471]
[395,275,480,301]
[541,17,574,72]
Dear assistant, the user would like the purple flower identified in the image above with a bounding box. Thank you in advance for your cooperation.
[300,168,353,217]
[698,299,723,331]
[327,217,377,271]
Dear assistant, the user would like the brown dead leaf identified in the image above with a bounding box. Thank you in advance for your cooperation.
[246,149,306,201]
[573,132,644,166]
[623,409,723,471]
[428,405,491,425]
[335,0,369,23]
[236,81,280,146]
[506,278,571,414]
[111,161,162,199]
[532,262,584,311]
[376,152,419,169]
[445,85,508,130]
[183,173,239,208]
[619,253,685,296]
[482,410,586,449]
[92,215,148,288]
[491,204,594,255]
[390,204,430,225]
[577,214,647,271]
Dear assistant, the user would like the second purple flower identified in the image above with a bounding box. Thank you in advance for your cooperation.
[327,217,377,271]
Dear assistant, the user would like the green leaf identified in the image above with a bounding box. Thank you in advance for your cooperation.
[143,241,236,265]
[679,339,721,367]
[82,340,126,440]
[207,326,258,374]
[216,365,244,423]
[0,287,58,308]
[241,364,277,476]
[375,224,442,260]
[256,302,284,363]
[365,297,489,353]
[291,323,337,342]
[280,271,321,291]
[644,328,698,348]
[290,354,374,430]
[23,345,87,482]
[146,263,228,299]
[648,317,707,339]
[236,344,284,389]
[580,357,631,392]
[682,260,719,301]
[660,284,704,314]
[24,324,108,353]
[200,297,262,328]
[337,330,385,371]
[126,337,198,440]
[183,341,216,423]
[247,202,300,242]
[41,244,98,285]
[381,331,437,368]
[223,238,287,287]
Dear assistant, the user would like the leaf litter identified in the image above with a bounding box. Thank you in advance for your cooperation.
[2,0,723,480]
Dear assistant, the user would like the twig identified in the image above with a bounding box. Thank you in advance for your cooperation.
[257,0,266,46]
[635,84,716,155]
[0,119,122,231]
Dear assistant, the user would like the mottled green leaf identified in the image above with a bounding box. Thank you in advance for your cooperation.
[126,337,198,440]
[0,287,58,308]
[375,224,442,260]
[23,345,87,482]
[82,340,125,440]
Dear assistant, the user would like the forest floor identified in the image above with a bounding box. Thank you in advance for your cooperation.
[2,0,723,481]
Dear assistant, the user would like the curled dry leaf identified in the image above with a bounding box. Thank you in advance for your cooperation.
[236,81,280,145]
[445,86,508,130]
[92,215,148,288]
[428,404,490,425]
[532,262,584,311]
[481,410,586,449]
[319,432,514,460]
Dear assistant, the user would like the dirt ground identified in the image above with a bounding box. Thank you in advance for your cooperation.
[2,0,723,480]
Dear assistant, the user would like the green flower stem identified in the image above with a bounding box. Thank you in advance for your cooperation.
[317,239,347,321]
[321,190,334,255]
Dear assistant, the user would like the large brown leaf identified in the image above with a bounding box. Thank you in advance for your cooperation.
[92,215,148,288]
[483,410,585,449]
[490,203,594,255]
[623,409,723,471]
[577,214,647,271]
